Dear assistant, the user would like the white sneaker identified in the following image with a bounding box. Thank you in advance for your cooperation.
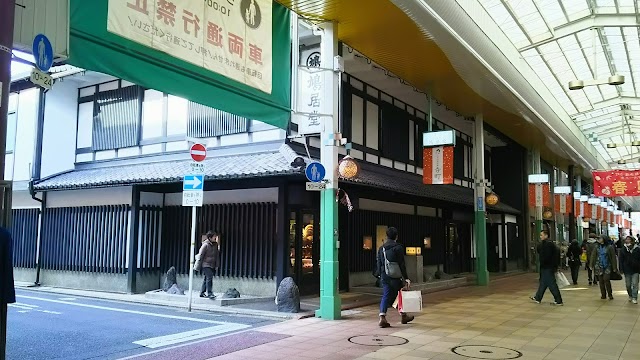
[629,297,633,302]
[633,299,638,304]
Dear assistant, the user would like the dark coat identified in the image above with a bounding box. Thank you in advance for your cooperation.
[197,239,220,269]
[537,240,560,270]
[377,239,409,283]
[589,243,619,273]
[568,241,582,265]
[620,244,640,275]
[0,227,16,304]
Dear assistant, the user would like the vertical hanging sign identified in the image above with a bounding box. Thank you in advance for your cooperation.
[528,183,550,207]
[423,146,454,185]
[294,67,332,135]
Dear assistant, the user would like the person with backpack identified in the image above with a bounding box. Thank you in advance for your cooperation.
[619,236,640,304]
[376,227,413,328]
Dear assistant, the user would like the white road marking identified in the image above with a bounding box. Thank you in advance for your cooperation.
[133,323,249,349]
[59,297,77,301]
[16,294,226,324]
[8,303,37,310]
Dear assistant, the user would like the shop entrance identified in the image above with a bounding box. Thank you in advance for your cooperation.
[445,223,472,274]
[288,209,320,295]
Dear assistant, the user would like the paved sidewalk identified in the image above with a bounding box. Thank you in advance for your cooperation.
[206,271,640,360]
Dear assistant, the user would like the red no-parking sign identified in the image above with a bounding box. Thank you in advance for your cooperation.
[190,144,207,162]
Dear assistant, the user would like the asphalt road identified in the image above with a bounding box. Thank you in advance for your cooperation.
[5,289,278,360]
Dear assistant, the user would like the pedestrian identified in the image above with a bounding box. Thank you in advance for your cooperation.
[1,227,16,360]
[530,230,563,306]
[376,227,413,328]
[567,239,582,285]
[619,236,640,304]
[585,233,599,286]
[589,235,619,300]
[197,230,220,300]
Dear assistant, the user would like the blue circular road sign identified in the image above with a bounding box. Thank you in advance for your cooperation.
[32,34,54,72]
[305,162,326,183]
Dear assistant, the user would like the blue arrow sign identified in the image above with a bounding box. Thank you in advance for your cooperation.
[305,162,326,183]
[32,34,54,72]
[183,175,204,191]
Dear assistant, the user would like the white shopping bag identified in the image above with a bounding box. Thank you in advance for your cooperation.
[555,271,570,289]
[398,290,422,313]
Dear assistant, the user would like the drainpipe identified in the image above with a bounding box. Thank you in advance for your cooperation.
[29,87,47,286]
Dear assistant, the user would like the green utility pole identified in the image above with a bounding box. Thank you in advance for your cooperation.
[474,114,489,286]
[316,21,341,320]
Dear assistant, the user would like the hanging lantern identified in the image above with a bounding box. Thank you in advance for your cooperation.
[486,193,500,206]
[543,208,554,220]
[338,156,360,179]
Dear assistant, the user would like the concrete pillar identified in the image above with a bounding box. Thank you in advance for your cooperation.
[531,149,542,272]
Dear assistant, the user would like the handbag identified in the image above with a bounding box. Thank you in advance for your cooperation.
[194,254,202,272]
[395,290,422,313]
[610,271,622,281]
[555,271,570,288]
[383,247,403,279]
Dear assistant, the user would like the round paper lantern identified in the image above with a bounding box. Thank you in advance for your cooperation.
[486,193,500,206]
[338,156,360,179]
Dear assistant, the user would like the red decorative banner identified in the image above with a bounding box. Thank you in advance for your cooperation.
[593,170,640,196]
[528,184,550,207]
[574,200,583,217]
[554,194,572,214]
[616,214,622,227]
[583,204,592,220]
[609,211,614,224]
[423,146,454,185]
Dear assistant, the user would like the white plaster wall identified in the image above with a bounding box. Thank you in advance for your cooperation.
[164,188,278,206]
[47,187,133,208]
[11,190,42,209]
[41,79,78,178]
[11,89,39,182]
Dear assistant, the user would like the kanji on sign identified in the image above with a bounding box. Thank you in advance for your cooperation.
[307,73,322,91]
[128,0,149,15]
[249,44,263,65]
[156,0,177,26]
[308,111,321,127]
[308,94,320,108]
[207,22,223,47]
[612,181,627,195]
[183,10,201,37]
[228,33,244,58]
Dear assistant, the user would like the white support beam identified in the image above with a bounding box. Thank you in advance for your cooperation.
[575,110,640,126]
[592,97,640,110]
[596,126,640,139]
[519,13,640,51]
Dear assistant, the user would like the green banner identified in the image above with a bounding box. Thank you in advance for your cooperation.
[69,0,291,129]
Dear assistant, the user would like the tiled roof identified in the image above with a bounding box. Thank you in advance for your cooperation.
[341,162,521,214]
[34,145,302,191]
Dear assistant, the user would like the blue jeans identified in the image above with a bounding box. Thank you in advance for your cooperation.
[534,268,563,303]
[625,273,639,300]
[379,279,403,315]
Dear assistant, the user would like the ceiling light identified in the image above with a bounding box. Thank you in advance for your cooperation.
[618,159,627,165]
[632,141,640,147]
[568,80,584,90]
[608,75,625,85]
[607,143,617,148]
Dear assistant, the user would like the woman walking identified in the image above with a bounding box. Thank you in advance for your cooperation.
[589,235,619,300]
[619,236,640,304]
[567,239,582,285]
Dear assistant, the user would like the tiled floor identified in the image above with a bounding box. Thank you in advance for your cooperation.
[210,271,640,360]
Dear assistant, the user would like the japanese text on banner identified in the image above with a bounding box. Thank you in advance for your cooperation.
[108,0,273,93]
[295,67,331,135]
[593,170,640,197]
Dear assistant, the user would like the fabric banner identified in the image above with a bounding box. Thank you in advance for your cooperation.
[528,183,550,207]
[593,170,640,197]
[423,147,454,185]
[69,0,291,129]
[108,0,273,93]
[583,204,591,220]
[554,194,571,214]
[574,200,582,217]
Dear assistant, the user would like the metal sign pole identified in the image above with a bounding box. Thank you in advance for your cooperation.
[187,205,197,312]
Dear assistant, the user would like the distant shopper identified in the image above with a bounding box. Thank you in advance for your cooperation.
[567,239,582,285]
[620,236,640,304]
[376,227,413,328]
[589,235,618,300]
[530,230,563,306]
[198,231,220,300]
[585,233,599,286]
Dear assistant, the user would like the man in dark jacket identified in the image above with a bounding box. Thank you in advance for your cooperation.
[531,230,563,305]
[620,236,640,304]
[1,227,16,360]
[585,233,599,286]
[376,227,413,328]
[567,240,582,285]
